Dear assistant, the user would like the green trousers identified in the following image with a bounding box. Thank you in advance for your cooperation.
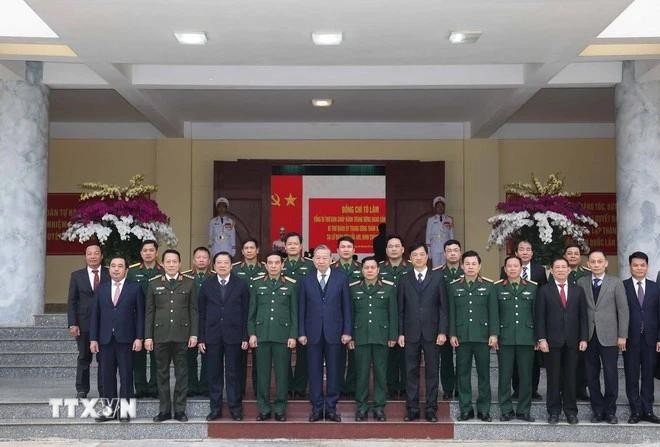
[154,342,188,415]
[455,342,491,415]
[340,347,356,394]
[256,342,290,415]
[133,350,158,394]
[498,345,534,415]
[355,344,388,413]
[386,345,406,393]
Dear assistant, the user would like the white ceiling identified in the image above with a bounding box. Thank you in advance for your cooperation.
[1,0,656,136]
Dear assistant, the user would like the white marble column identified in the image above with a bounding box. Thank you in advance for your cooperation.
[0,62,49,326]
[616,60,660,277]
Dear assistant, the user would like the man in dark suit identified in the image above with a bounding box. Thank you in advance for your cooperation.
[298,244,352,422]
[536,257,588,425]
[623,251,660,424]
[398,243,448,423]
[198,251,250,422]
[578,250,629,424]
[67,243,109,398]
[500,239,547,400]
[89,256,145,422]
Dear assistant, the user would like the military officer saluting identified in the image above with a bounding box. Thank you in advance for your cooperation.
[494,255,537,422]
[232,238,267,281]
[248,252,298,422]
[433,239,464,400]
[208,197,236,258]
[425,196,454,268]
[182,246,214,397]
[145,249,198,423]
[349,257,397,422]
[127,239,164,398]
[449,250,499,422]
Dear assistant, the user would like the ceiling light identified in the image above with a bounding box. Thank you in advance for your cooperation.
[0,0,58,38]
[312,32,343,46]
[448,31,482,44]
[312,98,333,107]
[174,32,207,45]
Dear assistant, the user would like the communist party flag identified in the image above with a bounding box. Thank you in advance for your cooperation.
[271,175,303,244]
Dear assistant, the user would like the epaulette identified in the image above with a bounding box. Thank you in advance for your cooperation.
[480,276,494,283]
[252,274,266,281]
[450,277,463,284]
[432,265,443,271]
[494,279,504,284]
[581,266,592,272]
[525,279,537,285]
[129,262,141,269]
[350,280,361,287]
[284,275,296,283]
[378,260,386,265]
[149,274,163,281]
[182,273,194,280]
[231,261,241,266]
[304,256,313,261]
[260,260,266,265]
[210,270,216,274]
[382,279,394,286]
[181,269,193,274]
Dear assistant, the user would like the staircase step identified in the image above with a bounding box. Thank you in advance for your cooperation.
[33,314,68,328]
[0,353,78,366]
[0,340,77,353]
[0,327,70,340]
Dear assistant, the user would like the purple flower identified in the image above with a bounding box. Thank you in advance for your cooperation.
[71,196,169,224]
[496,195,590,223]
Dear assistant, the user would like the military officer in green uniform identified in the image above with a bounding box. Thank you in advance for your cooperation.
[332,236,362,397]
[182,246,214,397]
[127,239,164,398]
[449,250,499,422]
[281,232,314,398]
[432,239,464,400]
[145,249,198,422]
[248,252,298,421]
[379,235,412,399]
[349,256,397,421]
[494,255,537,422]
[232,238,267,397]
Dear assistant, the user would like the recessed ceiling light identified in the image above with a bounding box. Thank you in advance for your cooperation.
[312,32,343,46]
[0,0,58,38]
[312,98,333,107]
[174,31,208,45]
[448,31,482,44]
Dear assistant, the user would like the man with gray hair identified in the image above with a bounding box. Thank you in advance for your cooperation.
[298,244,352,422]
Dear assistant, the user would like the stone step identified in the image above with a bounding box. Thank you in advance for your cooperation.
[0,339,77,353]
[33,314,69,328]
[0,353,79,366]
[0,327,70,340]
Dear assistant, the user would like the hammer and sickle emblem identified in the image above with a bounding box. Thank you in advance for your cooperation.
[271,193,281,207]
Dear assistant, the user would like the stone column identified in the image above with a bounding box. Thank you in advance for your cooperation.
[616,60,660,277]
[0,62,49,326]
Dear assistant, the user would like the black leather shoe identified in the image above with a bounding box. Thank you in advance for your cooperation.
[567,415,579,424]
[325,412,341,422]
[206,410,222,421]
[628,414,641,424]
[174,412,188,422]
[153,412,171,422]
[119,415,130,423]
[274,413,287,422]
[576,392,590,402]
[500,411,515,422]
[442,391,452,400]
[548,414,559,424]
[457,410,474,421]
[76,391,87,399]
[403,410,420,421]
[95,414,116,423]
[591,413,603,423]
[256,412,271,421]
[308,412,322,422]
[355,411,367,421]
[532,391,543,401]
[642,413,660,424]
[605,414,618,424]
[425,411,438,422]
[373,411,386,421]
[511,391,519,400]
[231,412,243,421]
[477,412,492,422]
[516,413,535,422]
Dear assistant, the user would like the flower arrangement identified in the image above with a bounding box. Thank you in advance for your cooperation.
[61,175,177,264]
[487,173,598,265]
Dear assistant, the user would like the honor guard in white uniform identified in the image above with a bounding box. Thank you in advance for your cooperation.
[426,196,454,268]
[208,197,237,258]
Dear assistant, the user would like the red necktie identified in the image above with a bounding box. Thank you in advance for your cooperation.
[113,282,122,306]
[92,269,100,291]
[559,283,567,309]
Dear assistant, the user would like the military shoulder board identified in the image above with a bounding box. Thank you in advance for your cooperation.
[129,262,141,269]
[349,280,361,287]
[480,276,493,283]
[284,276,297,283]
[526,279,538,285]
[252,274,266,281]
[182,273,195,280]
[494,279,504,285]
[231,261,241,266]
[450,277,462,284]
[149,275,163,282]
[432,264,445,271]
[382,279,394,286]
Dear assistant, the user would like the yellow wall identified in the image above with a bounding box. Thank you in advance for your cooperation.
[46,137,615,303]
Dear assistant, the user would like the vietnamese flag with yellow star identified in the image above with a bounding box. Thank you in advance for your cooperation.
[271,175,303,244]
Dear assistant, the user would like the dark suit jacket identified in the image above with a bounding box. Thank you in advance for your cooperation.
[198,275,249,345]
[623,278,660,345]
[398,268,448,343]
[501,262,548,287]
[90,280,144,345]
[298,269,352,344]
[535,279,587,348]
[67,267,110,331]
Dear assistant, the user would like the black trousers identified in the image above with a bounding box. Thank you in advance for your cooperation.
[544,344,578,417]
[404,339,439,412]
[99,337,133,402]
[207,343,243,415]
[75,330,103,395]
[585,337,619,417]
[623,335,657,416]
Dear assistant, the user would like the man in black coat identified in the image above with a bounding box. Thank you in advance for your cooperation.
[67,243,109,398]
[535,258,588,425]
[397,243,448,423]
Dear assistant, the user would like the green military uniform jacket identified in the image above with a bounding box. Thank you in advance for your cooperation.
[332,259,363,282]
[145,273,198,343]
[493,279,537,346]
[434,263,464,292]
[282,256,314,282]
[182,268,214,292]
[248,274,298,343]
[232,261,267,281]
[128,262,165,294]
[448,276,499,343]
[350,279,398,345]
[378,259,412,285]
